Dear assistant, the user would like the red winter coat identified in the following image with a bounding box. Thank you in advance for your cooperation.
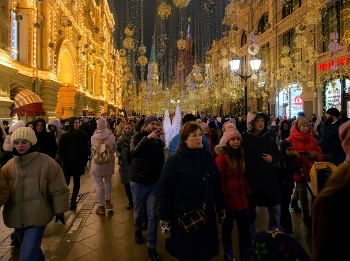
[286,124,322,182]
[215,147,252,211]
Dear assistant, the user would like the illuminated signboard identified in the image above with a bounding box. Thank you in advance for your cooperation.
[317,56,349,71]
[324,79,342,111]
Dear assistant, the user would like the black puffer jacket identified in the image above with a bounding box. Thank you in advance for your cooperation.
[130,129,164,185]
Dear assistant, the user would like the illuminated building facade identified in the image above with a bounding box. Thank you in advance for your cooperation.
[0,0,122,120]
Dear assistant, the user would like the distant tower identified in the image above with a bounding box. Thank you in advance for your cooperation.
[146,37,158,105]
[175,19,195,88]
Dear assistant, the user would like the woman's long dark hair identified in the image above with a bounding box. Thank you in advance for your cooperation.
[225,142,245,172]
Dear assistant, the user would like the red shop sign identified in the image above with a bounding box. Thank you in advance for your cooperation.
[317,56,349,71]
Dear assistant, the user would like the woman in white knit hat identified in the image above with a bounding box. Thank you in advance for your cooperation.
[0,127,69,261]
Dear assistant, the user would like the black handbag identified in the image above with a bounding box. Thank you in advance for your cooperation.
[177,173,209,234]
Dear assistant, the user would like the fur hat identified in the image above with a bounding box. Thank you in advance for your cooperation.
[200,122,209,134]
[11,127,37,146]
[48,118,60,130]
[297,117,309,128]
[280,140,293,156]
[339,120,350,162]
[144,115,160,126]
[219,123,241,145]
[246,111,268,131]
[9,120,25,134]
[254,228,311,261]
[97,118,107,129]
[326,107,340,118]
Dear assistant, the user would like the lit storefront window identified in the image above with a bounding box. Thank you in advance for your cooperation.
[277,84,302,118]
[324,79,343,111]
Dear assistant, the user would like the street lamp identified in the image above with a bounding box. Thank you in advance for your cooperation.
[229,56,262,115]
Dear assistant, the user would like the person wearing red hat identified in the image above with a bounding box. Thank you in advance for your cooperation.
[215,123,251,261]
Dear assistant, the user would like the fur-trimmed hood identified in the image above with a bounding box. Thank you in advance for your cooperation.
[215,144,227,156]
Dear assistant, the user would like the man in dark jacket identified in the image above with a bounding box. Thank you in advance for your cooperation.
[241,111,281,244]
[130,115,164,261]
[33,118,57,159]
[58,117,89,210]
[317,108,346,165]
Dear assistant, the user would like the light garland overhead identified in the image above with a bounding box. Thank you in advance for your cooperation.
[173,0,190,9]
[157,2,171,19]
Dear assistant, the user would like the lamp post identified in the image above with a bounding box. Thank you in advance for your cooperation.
[229,57,262,115]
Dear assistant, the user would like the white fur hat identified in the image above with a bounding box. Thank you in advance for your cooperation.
[9,120,25,134]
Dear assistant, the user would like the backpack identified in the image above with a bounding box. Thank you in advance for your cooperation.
[91,138,110,164]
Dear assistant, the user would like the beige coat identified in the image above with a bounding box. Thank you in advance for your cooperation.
[1,152,69,228]
[0,171,9,207]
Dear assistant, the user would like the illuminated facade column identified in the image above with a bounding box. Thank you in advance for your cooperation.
[75,92,84,117]
[39,80,61,118]
[56,85,76,118]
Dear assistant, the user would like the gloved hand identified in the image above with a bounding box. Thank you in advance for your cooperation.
[309,151,316,159]
[55,214,65,225]
[247,194,255,208]
[160,220,171,238]
[217,209,226,224]
[292,151,300,158]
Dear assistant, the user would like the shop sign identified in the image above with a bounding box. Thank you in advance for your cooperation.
[317,56,349,71]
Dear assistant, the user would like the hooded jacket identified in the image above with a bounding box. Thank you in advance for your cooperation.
[33,118,58,159]
[241,112,281,207]
[1,147,69,228]
[89,128,116,177]
[58,117,89,176]
[286,122,322,182]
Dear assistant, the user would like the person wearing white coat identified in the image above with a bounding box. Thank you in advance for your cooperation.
[90,118,116,215]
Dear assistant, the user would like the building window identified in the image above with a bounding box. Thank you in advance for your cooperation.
[258,13,269,34]
[322,0,350,53]
[282,0,302,19]
[11,10,19,60]
[241,31,247,47]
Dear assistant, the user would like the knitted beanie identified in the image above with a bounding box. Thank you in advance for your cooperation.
[219,123,241,145]
[254,228,311,261]
[144,115,159,126]
[326,107,340,118]
[339,120,350,162]
[297,117,309,128]
[11,127,37,146]
[9,120,25,134]
[200,122,209,134]
[97,118,107,130]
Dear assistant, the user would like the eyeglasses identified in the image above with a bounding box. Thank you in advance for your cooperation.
[286,148,294,151]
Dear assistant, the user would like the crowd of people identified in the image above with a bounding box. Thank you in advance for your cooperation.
[0,107,349,261]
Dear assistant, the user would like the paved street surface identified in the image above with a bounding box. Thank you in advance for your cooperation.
[0,161,312,261]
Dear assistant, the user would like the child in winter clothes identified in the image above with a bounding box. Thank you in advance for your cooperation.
[275,140,297,235]
[215,123,251,261]
[286,117,322,228]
